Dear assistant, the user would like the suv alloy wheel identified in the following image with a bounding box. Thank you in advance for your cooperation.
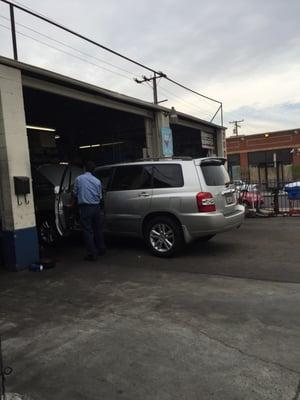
[145,216,183,257]
[39,218,59,245]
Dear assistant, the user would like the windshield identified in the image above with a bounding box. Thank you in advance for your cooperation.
[201,164,230,186]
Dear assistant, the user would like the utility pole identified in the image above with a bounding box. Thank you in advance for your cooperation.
[134,72,166,104]
[229,119,244,136]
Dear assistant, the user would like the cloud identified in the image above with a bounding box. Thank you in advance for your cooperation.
[225,102,300,135]
[0,0,299,133]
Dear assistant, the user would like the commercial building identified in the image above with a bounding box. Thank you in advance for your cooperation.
[226,129,300,186]
[0,56,225,270]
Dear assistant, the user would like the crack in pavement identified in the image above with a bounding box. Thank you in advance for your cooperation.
[163,315,300,376]
[95,311,300,378]
[193,326,300,376]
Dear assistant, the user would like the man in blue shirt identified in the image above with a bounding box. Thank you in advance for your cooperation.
[73,161,106,261]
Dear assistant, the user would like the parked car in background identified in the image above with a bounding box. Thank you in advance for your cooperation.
[32,164,83,244]
[95,157,245,257]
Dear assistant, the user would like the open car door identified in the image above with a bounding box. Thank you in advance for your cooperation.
[54,165,83,236]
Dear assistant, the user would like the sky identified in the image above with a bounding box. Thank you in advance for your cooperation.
[0,0,299,136]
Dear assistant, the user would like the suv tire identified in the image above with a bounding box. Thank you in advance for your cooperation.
[144,216,183,257]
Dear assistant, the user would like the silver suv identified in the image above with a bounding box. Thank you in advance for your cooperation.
[95,157,244,257]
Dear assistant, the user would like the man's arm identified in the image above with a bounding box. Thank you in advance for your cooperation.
[71,177,79,206]
[73,177,79,198]
[98,180,103,199]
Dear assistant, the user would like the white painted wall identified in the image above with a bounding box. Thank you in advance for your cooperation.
[0,64,36,231]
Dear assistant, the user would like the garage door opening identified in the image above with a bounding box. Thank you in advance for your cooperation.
[23,86,148,246]
[23,87,147,168]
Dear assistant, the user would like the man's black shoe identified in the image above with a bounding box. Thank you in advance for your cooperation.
[84,254,98,262]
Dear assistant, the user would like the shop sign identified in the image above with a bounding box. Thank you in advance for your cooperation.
[201,131,215,149]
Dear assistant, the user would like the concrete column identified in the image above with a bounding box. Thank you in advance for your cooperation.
[144,117,154,158]
[292,151,300,166]
[217,128,226,157]
[154,111,171,157]
[0,64,39,270]
[240,152,249,180]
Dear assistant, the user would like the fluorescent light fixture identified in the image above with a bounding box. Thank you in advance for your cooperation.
[26,125,56,132]
[79,143,101,149]
[79,141,124,150]
[102,141,124,147]
[59,162,69,165]
[55,135,61,139]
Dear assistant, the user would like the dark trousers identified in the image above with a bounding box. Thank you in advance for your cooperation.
[79,204,105,257]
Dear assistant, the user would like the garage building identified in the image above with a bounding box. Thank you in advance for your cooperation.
[0,56,226,270]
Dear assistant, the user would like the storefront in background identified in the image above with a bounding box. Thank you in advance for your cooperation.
[247,149,293,187]
[227,129,300,187]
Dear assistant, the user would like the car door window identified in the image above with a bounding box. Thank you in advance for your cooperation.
[111,165,152,191]
[152,164,184,188]
[94,167,114,190]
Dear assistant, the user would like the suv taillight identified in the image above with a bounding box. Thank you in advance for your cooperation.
[197,192,216,212]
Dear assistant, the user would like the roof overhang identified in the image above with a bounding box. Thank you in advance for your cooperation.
[0,56,224,130]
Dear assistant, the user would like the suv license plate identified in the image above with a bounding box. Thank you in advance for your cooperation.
[226,195,234,205]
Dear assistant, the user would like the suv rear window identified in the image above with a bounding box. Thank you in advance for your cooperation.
[152,164,183,188]
[201,164,230,186]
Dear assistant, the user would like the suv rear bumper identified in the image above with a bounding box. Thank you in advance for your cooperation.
[181,205,245,242]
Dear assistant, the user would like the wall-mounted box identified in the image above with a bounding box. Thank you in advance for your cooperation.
[14,176,30,196]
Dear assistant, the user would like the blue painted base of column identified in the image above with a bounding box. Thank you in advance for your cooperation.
[1,226,39,271]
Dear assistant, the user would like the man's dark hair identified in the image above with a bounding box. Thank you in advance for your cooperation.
[85,161,96,173]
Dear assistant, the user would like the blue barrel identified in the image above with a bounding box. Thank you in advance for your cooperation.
[285,183,300,200]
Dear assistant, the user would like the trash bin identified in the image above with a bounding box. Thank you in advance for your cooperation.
[284,182,300,215]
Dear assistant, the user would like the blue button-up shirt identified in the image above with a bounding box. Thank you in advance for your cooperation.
[73,172,102,205]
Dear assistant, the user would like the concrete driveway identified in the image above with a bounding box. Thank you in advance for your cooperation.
[0,218,300,400]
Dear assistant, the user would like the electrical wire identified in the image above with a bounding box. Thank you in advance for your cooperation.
[158,84,205,109]
[0,22,137,82]
[1,0,223,123]
[0,0,158,74]
[161,77,219,108]
[9,0,61,23]
[1,0,223,122]
[0,14,140,78]
[158,85,215,119]
[0,25,217,121]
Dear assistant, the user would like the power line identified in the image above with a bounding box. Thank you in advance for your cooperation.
[0,22,136,82]
[134,72,166,104]
[159,85,214,113]
[158,86,215,119]
[0,14,218,119]
[0,0,158,74]
[229,119,244,136]
[0,0,224,124]
[165,76,221,105]
[0,14,139,77]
